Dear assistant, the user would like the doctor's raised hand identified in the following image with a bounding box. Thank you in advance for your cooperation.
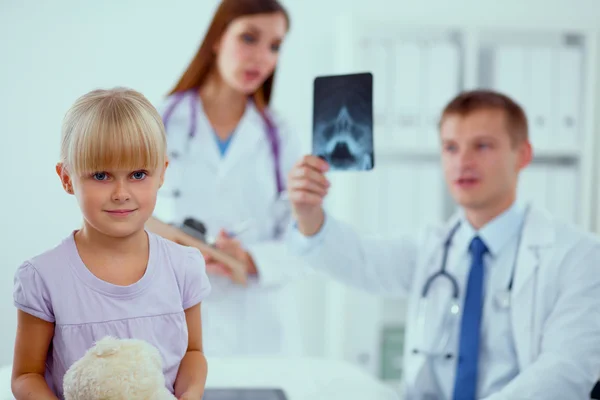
[287,155,330,236]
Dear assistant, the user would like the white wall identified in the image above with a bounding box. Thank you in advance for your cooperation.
[1,0,600,366]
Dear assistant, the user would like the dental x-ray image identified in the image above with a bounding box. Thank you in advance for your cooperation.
[312,72,374,171]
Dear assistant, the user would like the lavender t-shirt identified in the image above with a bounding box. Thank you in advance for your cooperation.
[12,230,211,399]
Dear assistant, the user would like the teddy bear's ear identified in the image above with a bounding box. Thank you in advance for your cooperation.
[91,336,121,358]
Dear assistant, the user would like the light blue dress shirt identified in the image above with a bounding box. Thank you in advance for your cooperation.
[214,132,234,156]
[433,201,526,398]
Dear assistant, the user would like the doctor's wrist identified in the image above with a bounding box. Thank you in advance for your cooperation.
[244,251,258,276]
[295,209,325,237]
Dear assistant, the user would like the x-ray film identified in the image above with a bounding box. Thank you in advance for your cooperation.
[312,72,374,171]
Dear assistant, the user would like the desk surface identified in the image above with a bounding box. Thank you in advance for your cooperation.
[0,357,400,400]
[205,356,400,400]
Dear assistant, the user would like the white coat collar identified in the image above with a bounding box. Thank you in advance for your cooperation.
[511,204,555,294]
[509,204,556,368]
[435,203,555,248]
[219,100,266,176]
[433,203,555,297]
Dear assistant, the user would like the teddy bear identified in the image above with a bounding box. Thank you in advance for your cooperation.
[62,336,177,400]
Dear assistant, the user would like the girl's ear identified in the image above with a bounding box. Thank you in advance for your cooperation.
[56,163,74,194]
[159,160,169,188]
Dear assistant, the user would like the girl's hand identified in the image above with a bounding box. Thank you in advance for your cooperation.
[178,391,203,400]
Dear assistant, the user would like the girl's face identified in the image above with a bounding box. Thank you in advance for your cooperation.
[214,12,288,95]
[57,163,167,239]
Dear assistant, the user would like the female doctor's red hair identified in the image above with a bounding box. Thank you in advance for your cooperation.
[167,0,290,111]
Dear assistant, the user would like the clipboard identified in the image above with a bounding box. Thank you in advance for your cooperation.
[146,218,248,286]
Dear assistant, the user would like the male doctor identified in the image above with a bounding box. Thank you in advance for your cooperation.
[286,90,600,399]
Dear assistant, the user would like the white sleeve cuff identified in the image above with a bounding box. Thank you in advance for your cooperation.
[286,212,331,255]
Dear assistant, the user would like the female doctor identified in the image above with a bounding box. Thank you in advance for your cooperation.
[147,0,307,357]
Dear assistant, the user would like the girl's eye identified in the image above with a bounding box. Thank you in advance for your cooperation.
[132,171,147,180]
[93,172,108,181]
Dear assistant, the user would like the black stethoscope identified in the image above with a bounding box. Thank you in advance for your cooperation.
[411,205,530,360]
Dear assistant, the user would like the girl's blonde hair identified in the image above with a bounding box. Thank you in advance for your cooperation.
[60,87,167,176]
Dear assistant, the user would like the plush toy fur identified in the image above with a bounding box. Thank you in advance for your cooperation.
[63,336,176,400]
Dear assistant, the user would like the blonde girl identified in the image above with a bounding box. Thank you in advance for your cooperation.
[11,87,211,400]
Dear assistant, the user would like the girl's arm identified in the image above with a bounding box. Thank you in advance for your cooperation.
[11,310,58,399]
[174,303,208,400]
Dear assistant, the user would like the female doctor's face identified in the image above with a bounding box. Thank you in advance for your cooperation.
[440,108,532,213]
[214,12,287,94]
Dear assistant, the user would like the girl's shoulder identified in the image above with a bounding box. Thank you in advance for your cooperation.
[149,232,211,309]
[16,232,78,282]
[13,232,79,323]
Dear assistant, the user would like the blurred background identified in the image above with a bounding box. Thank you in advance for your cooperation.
[1,0,600,393]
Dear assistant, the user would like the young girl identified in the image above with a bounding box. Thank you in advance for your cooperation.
[11,87,211,400]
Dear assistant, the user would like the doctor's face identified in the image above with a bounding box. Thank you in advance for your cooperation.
[440,108,532,213]
[59,165,166,239]
[214,12,287,94]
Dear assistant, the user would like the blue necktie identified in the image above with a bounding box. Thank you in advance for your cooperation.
[452,236,488,400]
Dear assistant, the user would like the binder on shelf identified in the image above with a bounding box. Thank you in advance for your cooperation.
[547,165,579,225]
[423,41,461,149]
[518,165,549,214]
[358,40,390,129]
[556,46,583,149]
[393,41,423,149]
[528,46,555,150]
[493,45,530,116]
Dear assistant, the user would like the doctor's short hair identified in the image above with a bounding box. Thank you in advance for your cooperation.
[439,89,529,147]
[59,87,167,176]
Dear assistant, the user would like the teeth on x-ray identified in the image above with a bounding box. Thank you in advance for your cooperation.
[312,72,374,171]
[314,106,373,170]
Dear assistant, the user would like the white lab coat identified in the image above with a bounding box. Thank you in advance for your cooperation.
[154,93,309,356]
[288,205,600,399]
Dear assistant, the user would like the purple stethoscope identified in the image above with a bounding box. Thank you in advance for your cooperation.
[160,89,284,196]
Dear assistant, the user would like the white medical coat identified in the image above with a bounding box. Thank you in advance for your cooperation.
[288,205,600,399]
[154,93,308,356]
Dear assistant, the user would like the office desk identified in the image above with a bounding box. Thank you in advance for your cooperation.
[205,356,400,400]
[0,357,400,400]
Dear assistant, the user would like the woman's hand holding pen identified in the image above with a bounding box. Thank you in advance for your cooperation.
[203,229,258,278]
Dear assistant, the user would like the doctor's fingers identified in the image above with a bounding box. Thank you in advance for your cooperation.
[206,262,233,278]
[289,164,330,189]
[288,176,328,197]
[296,154,329,172]
[288,188,324,206]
